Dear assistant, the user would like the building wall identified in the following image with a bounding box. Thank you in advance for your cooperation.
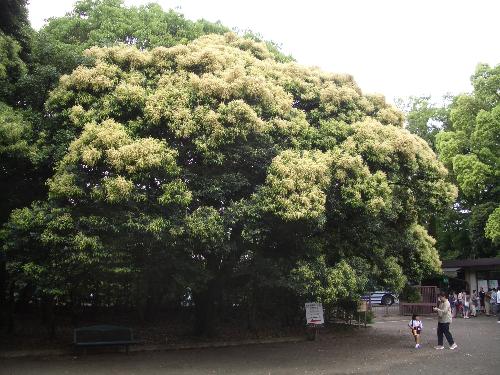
[464,267,500,292]
[466,270,477,292]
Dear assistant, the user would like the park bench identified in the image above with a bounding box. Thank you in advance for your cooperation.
[73,325,140,354]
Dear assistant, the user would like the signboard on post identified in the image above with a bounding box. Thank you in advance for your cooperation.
[357,300,368,328]
[305,302,324,325]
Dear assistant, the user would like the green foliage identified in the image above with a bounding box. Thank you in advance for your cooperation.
[468,203,499,258]
[185,207,226,251]
[354,309,375,324]
[401,65,499,260]
[437,65,499,200]
[0,102,49,223]
[485,207,500,244]
[2,24,456,334]
[290,257,363,304]
[0,31,26,103]
[399,284,422,303]
[0,0,32,60]
[395,95,451,149]
[398,224,442,282]
[2,0,269,226]
[257,150,334,221]
[435,63,499,258]
[0,102,33,158]
[241,30,294,63]
[66,0,229,50]
[16,0,232,110]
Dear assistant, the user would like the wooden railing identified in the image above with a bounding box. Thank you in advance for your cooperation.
[399,303,436,316]
[419,286,438,303]
[399,286,439,316]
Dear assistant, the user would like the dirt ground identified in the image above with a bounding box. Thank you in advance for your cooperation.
[2,315,500,375]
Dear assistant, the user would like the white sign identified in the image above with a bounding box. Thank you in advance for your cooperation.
[305,302,324,325]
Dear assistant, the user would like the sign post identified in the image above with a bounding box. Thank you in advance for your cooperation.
[305,302,324,340]
[357,300,368,327]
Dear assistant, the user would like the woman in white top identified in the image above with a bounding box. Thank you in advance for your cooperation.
[463,291,470,319]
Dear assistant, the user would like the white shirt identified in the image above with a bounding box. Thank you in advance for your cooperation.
[497,290,500,304]
[408,319,423,330]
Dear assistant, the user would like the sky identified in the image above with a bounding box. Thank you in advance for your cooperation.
[27,0,500,104]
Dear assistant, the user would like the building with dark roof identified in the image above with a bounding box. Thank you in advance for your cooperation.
[442,258,500,292]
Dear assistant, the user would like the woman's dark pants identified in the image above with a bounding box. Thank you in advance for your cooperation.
[437,322,454,346]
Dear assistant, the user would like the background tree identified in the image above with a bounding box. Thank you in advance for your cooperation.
[395,95,451,149]
[436,63,499,258]
[400,64,499,260]
[395,96,467,259]
[0,0,34,321]
[0,0,32,61]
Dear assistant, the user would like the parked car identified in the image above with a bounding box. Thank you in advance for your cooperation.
[362,291,398,306]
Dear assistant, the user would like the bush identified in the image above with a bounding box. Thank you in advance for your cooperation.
[399,285,422,303]
[353,309,375,324]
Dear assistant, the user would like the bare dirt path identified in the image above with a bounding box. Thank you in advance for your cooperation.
[2,315,499,374]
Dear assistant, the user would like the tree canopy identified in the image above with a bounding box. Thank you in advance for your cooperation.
[2,32,456,334]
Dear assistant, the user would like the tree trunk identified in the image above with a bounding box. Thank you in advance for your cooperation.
[17,283,35,313]
[247,286,258,333]
[7,281,15,333]
[0,260,6,329]
[193,282,218,337]
[136,276,149,323]
[41,295,56,339]
[70,292,80,327]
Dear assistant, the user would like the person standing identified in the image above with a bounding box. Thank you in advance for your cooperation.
[463,291,470,319]
[490,288,498,317]
[479,287,485,314]
[485,289,492,316]
[449,291,457,318]
[470,290,478,317]
[433,292,458,350]
[457,291,463,317]
[496,288,500,323]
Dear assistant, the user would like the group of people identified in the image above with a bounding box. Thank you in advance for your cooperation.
[448,287,500,319]
[408,288,500,351]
